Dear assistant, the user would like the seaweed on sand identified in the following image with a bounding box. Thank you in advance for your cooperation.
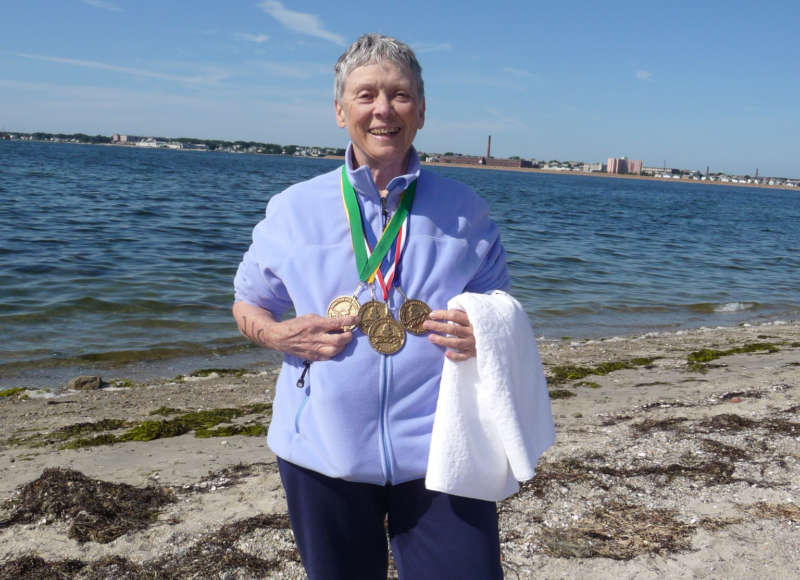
[538,502,694,559]
[738,502,800,522]
[520,440,765,500]
[0,467,175,543]
[0,554,88,579]
[699,413,800,436]
[632,412,800,437]
[174,368,248,380]
[686,342,780,373]
[548,357,659,384]
[0,515,297,580]
[178,462,275,494]
[631,416,690,434]
[119,404,272,442]
[150,514,295,577]
[691,501,800,533]
[0,554,149,580]
[698,438,752,461]
[9,418,132,448]
[19,403,275,449]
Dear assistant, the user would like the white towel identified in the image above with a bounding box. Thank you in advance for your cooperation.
[425,290,555,501]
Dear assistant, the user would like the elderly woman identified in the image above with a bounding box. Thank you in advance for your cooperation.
[233,33,508,579]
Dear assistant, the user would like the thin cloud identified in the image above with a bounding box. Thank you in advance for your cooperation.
[503,67,534,79]
[636,70,653,81]
[81,0,122,12]
[14,53,228,85]
[236,32,270,44]
[485,107,527,130]
[434,108,527,132]
[251,61,323,79]
[258,1,345,45]
[413,42,452,54]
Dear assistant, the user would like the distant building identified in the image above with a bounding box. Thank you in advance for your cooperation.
[435,155,532,168]
[607,156,643,175]
[112,134,147,144]
[643,166,677,176]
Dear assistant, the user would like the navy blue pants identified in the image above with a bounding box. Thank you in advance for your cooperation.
[277,458,503,580]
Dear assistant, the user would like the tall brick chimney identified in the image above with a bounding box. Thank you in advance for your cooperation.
[487,135,491,159]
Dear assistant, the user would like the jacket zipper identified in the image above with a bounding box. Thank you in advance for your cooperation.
[378,195,393,482]
[379,354,394,482]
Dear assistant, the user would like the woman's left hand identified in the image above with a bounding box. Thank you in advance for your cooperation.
[423,309,476,361]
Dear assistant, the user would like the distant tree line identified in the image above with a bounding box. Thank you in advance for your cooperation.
[5,132,113,144]
[1,131,346,157]
[173,137,286,153]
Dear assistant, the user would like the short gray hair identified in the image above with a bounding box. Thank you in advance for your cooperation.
[334,33,424,102]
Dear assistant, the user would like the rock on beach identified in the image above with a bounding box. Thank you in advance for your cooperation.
[66,375,105,391]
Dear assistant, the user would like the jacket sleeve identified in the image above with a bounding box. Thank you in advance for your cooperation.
[464,210,510,295]
[233,195,294,318]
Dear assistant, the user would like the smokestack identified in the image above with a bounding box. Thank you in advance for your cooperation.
[487,135,491,159]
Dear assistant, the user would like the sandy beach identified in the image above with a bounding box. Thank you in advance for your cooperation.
[1,321,799,579]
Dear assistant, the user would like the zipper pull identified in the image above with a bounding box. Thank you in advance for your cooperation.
[296,360,311,388]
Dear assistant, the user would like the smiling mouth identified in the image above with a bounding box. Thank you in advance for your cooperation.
[369,127,400,136]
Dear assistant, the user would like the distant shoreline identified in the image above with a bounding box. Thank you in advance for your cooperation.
[5,139,795,192]
[322,155,799,192]
[416,160,799,192]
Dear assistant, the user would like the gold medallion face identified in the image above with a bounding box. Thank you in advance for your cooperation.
[326,295,360,331]
[358,300,388,334]
[398,299,431,335]
[368,317,405,354]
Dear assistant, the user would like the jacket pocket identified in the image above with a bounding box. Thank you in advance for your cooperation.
[294,391,309,433]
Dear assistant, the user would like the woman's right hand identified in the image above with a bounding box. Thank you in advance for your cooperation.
[269,313,359,361]
[233,301,358,361]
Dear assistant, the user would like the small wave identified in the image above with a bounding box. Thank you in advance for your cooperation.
[0,338,253,373]
[688,302,759,314]
[714,302,758,313]
[554,256,589,264]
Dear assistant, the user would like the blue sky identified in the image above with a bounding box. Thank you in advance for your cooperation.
[2,0,798,177]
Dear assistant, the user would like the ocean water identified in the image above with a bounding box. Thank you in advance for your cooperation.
[2,141,799,388]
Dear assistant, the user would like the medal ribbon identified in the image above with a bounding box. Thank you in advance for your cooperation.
[370,217,407,299]
[340,166,416,284]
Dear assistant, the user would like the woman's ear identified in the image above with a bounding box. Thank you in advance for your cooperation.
[334,100,347,128]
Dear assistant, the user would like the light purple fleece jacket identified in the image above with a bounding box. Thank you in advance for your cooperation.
[234,145,509,485]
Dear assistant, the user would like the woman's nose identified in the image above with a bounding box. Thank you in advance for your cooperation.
[373,92,392,116]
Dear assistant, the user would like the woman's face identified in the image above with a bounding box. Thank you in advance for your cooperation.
[335,61,425,172]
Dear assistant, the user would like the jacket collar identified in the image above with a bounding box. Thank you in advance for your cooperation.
[344,143,421,201]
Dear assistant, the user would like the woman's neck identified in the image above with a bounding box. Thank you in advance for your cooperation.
[350,148,410,196]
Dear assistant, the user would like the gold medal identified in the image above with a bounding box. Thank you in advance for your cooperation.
[326,295,360,331]
[398,299,431,335]
[368,316,406,354]
[358,300,387,334]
